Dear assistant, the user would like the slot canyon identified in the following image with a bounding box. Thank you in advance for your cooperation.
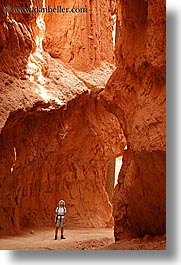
[0,0,166,250]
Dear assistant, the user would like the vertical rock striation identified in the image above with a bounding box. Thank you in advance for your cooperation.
[0,0,127,235]
[100,0,166,240]
[0,0,166,241]
[0,0,33,77]
[43,0,115,71]
[0,91,126,235]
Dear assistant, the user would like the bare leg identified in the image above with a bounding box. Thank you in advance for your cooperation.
[55,226,59,234]
[55,226,58,240]
[61,227,65,239]
[61,227,64,236]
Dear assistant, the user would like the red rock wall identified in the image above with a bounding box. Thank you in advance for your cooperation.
[0,93,125,235]
[0,0,127,236]
[0,0,39,77]
[43,0,115,71]
[0,0,166,241]
[100,0,166,240]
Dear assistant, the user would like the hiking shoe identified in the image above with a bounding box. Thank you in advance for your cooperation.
[55,235,57,240]
[61,235,65,239]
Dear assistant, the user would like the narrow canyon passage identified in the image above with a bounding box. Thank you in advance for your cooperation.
[0,0,124,237]
[0,89,126,234]
[0,0,166,250]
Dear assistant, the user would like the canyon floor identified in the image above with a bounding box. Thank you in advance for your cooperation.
[0,227,166,250]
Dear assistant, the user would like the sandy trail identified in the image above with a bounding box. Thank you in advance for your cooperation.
[0,227,166,250]
[0,227,114,250]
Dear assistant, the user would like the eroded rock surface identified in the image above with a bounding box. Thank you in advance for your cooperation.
[43,0,115,71]
[0,0,166,243]
[0,53,126,235]
[0,89,126,235]
[100,0,166,240]
[0,0,126,236]
[0,0,43,77]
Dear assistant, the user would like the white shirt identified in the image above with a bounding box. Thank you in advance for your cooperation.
[56,206,66,216]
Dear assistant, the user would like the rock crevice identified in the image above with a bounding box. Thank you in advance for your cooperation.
[0,0,166,243]
[100,0,166,240]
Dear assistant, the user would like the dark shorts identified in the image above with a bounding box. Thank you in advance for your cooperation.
[55,216,65,227]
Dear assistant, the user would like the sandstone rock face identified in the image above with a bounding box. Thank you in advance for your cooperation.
[100,0,166,240]
[0,0,166,241]
[43,0,115,71]
[0,0,40,77]
[0,53,127,235]
[0,0,126,236]
[0,89,125,235]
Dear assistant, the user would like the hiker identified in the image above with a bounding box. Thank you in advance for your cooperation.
[54,200,66,240]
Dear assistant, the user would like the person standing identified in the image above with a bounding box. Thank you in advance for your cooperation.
[54,200,66,240]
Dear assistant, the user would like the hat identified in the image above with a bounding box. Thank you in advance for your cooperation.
[59,200,65,205]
